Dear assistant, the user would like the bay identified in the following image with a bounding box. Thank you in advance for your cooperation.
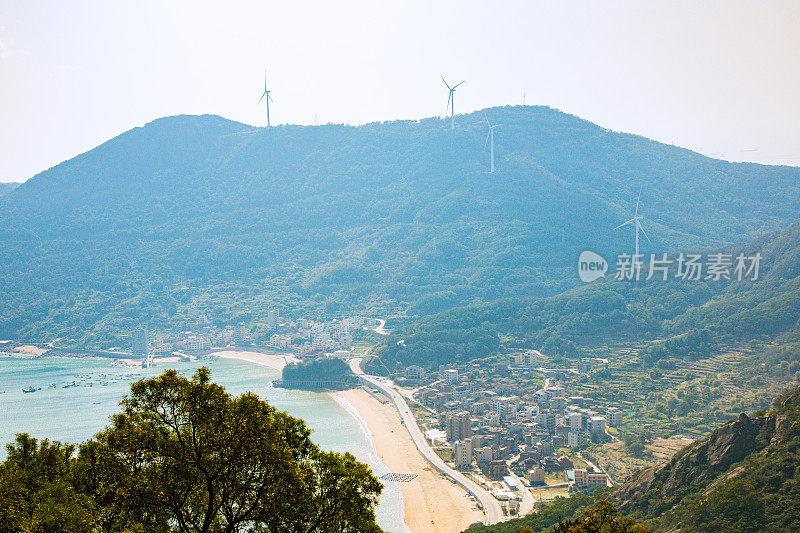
[0,355,405,532]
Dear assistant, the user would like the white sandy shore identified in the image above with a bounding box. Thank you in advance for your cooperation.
[212,350,299,370]
[334,388,484,533]
[329,392,409,533]
[219,351,482,532]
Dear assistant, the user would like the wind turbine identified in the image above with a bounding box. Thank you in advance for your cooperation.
[257,71,273,127]
[484,117,502,173]
[614,189,652,266]
[441,76,465,130]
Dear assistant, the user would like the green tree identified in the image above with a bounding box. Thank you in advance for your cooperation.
[551,500,650,533]
[0,368,384,533]
[77,367,383,533]
[0,434,96,533]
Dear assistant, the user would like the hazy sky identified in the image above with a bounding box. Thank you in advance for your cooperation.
[2,0,799,182]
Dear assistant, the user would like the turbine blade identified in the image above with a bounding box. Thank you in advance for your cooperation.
[485,131,491,148]
[635,187,641,215]
[441,76,451,90]
[614,218,636,230]
[257,92,266,104]
[637,221,653,245]
[453,80,465,88]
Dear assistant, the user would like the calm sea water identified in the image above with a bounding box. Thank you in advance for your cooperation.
[0,355,405,532]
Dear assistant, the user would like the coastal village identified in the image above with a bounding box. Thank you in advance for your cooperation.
[130,309,367,360]
[3,314,636,523]
[395,351,618,516]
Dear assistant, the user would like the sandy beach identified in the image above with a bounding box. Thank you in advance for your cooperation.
[335,388,484,533]
[212,350,298,370]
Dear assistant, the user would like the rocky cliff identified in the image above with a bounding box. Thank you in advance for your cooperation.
[613,383,800,532]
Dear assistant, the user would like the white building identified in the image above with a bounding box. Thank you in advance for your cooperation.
[495,396,519,419]
[568,430,588,448]
[588,416,607,437]
[474,446,494,463]
[443,369,459,385]
[607,408,624,427]
[454,440,472,468]
[267,309,279,329]
[568,412,583,431]
[405,365,427,381]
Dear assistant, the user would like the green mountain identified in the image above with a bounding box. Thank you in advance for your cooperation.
[1,107,799,347]
[0,182,19,197]
[612,382,800,532]
[378,222,800,368]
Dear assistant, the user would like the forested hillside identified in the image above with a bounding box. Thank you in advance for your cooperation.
[612,383,800,532]
[1,106,799,347]
[379,223,800,368]
[0,182,18,197]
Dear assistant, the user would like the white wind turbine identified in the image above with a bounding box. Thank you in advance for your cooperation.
[484,117,502,173]
[257,71,274,127]
[441,76,465,130]
[614,190,652,266]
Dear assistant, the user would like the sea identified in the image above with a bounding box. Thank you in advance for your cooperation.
[0,355,406,532]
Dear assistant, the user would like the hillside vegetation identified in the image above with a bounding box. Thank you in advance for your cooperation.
[612,382,800,532]
[1,107,799,347]
[0,182,19,197]
[379,223,800,368]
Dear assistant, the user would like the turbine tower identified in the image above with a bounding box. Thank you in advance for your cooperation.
[257,71,273,127]
[484,117,502,173]
[441,76,465,130]
[614,189,652,266]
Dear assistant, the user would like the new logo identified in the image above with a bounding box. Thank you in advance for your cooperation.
[578,251,608,283]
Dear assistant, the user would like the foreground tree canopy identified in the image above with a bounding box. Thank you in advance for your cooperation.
[0,368,384,533]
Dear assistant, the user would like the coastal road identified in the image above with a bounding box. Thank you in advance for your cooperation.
[349,358,504,525]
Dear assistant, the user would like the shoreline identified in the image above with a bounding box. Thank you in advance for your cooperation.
[329,392,409,533]
[334,387,484,533]
[212,350,298,370]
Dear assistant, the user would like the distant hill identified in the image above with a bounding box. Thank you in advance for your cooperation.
[0,182,19,197]
[1,107,800,347]
[611,382,800,532]
[378,223,800,367]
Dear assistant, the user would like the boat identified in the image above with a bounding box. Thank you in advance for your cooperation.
[22,386,40,393]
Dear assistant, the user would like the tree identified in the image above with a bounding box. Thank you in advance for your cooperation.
[1,368,384,533]
[79,367,383,533]
[551,500,650,533]
[0,434,96,533]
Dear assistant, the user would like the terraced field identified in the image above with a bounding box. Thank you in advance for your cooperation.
[560,341,800,480]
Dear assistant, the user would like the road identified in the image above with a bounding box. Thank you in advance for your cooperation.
[578,452,614,487]
[364,318,390,336]
[349,358,504,525]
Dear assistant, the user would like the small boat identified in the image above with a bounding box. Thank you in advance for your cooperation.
[22,386,40,393]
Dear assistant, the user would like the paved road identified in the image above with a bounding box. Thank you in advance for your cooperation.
[349,358,503,525]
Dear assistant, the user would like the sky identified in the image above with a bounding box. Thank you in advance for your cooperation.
[1,0,800,182]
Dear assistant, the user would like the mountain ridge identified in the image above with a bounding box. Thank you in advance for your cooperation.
[1,106,799,346]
